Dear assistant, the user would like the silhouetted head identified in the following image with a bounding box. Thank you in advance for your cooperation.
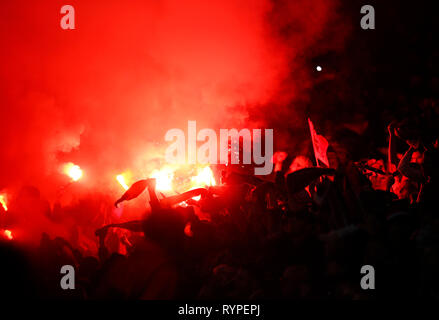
[143,207,191,254]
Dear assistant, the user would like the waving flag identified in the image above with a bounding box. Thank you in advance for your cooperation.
[308,118,330,167]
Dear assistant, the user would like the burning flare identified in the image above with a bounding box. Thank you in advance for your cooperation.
[191,166,216,188]
[115,165,216,199]
[151,167,174,192]
[2,230,13,240]
[190,166,216,201]
[116,174,129,190]
[63,162,83,182]
[0,194,7,211]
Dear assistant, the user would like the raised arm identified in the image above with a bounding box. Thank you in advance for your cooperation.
[397,142,424,182]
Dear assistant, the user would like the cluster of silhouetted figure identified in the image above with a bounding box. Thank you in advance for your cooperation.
[1,111,438,300]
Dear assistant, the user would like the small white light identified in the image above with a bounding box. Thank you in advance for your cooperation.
[316,65,322,72]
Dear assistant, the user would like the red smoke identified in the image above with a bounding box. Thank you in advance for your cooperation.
[0,0,348,244]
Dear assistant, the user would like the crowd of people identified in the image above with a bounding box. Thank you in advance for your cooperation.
[1,109,438,300]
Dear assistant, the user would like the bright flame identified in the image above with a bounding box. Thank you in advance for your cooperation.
[63,162,83,181]
[151,167,174,192]
[2,230,13,240]
[0,194,7,211]
[116,174,129,190]
[190,166,216,200]
[191,166,216,188]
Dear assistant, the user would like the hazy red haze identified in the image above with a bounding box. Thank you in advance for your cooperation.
[0,0,347,243]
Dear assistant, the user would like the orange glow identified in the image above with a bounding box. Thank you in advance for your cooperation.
[151,167,174,192]
[191,166,216,188]
[0,194,7,211]
[184,223,193,237]
[189,166,215,200]
[63,162,83,181]
[116,174,129,190]
[143,165,216,195]
[2,230,13,240]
